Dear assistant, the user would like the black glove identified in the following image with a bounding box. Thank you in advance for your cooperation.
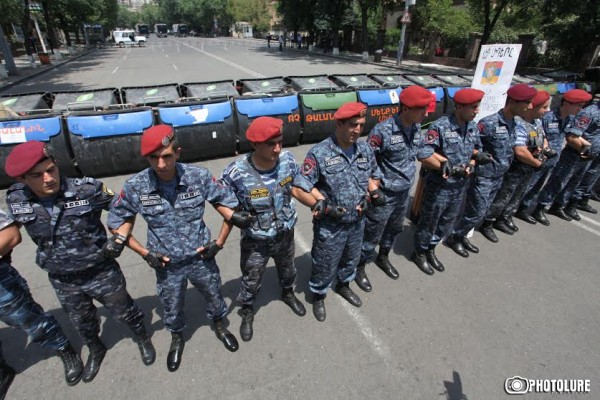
[143,251,167,269]
[440,160,452,177]
[450,165,469,178]
[101,233,126,259]
[542,147,558,159]
[465,164,475,176]
[325,203,346,220]
[358,195,369,215]
[581,145,594,159]
[473,151,493,165]
[311,199,326,215]
[229,210,256,228]
[199,240,222,259]
[369,188,386,207]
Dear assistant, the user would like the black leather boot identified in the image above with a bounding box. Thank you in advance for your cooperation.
[410,251,434,275]
[446,235,468,258]
[354,262,372,292]
[493,218,514,235]
[564,201,581,221]
[167,332,185,372]
[239,305,254,342]
[57,343,83,386]
[281,287,306,316]
[132,325,156,366]
[479,220,499,242]
[213,318,239,352]
[312,293,326,322]
[374,248,399,280]
[575,198,598,214]
[0,362,16,399]
[532,205,550,226]
[334,281,362,307]
[515,205,537,224]
[426,247,444,272]
[462,237,479,253]
[504,216,519,232]
[81,337,107,383]
[548,205,572,221]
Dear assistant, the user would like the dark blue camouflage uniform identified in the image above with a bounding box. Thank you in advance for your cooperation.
[571,104,600,202]
[414,114,481,251]
[485,116,546,221]
[219,151,313,305]
[108,163,238,332]
[301,136,382,294]
[452,110,516,238]
[6,178,144,344]
[360,114,421,263]
[520,109,568,209]
[538,103,600,208]
[0,210,69,351]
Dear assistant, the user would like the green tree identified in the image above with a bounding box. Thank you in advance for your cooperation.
[229,0,271,33]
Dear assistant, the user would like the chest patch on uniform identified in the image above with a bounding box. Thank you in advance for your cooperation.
[548,122,559,129]
[390,135,404,145]
[10,202,33,214]
[495,126,508,134]
[357,157,368,164]
[279,176,292,187]
[64,199,90,209]
[179,190,201,200]
[140,194,162,206]
[325,156,343,166]
[250,188,269,199]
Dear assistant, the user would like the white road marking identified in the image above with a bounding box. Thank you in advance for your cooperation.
[179,41,264,78]
[173,64,178,71]
[572,220,600,237]
[579,214,600,228]
[112,67,119,74]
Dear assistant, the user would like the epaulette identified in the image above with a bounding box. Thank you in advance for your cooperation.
[72,177,96,186]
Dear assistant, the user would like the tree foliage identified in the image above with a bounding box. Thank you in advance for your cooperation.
[228,0,271,33]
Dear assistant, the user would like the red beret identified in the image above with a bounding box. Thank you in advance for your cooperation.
[141,124,175,156]
[563,89,592,104]
[246,117,283,142]
[532,90,550,107]
[400,85,433,108]
[507,84,537,102]
[5,141,50,178]
[333,102,367,120]
[454,88,485,105]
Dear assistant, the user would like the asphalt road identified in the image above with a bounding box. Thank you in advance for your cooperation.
[1,36,598,399]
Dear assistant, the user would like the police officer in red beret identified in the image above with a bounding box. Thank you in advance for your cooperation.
[357,85,432,286]
[414,88,488,272]
[4,141,155,384]
[108,124,254,372]
[300,102,383,321]
[218,117,318,341]
[517,89,593,224]
[449,84,537,253]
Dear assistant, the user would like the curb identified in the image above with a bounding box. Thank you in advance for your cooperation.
[0,48,97,93]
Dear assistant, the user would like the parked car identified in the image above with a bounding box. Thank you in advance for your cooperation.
[112,30,146,47]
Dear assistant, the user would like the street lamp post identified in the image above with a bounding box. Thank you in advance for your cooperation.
[396,0,416,66]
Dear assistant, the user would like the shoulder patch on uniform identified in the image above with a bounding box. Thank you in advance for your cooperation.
[477,122,485,132]
[368,134,383,149]
[9,202,33,214]
[426,129,438,144]
[576,116,591,128]
[302,157,316,175]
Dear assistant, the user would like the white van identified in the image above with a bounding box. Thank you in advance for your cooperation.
[112,30,146,47]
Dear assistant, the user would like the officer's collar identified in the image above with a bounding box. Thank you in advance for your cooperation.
[329,135,358,156]
[147,163,186,192]
[393,114,419,134]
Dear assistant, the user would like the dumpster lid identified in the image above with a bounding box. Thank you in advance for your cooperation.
[1,92,51,115]
[182,80,239,100]
[330,74,380,89]
[511,74,537,84]
[286,75,339,92]
[433,74,472,86]
[239,77,288,95]
[299,90,358,111]
[51,88,120,112]
[541,69,581,81]
[121,83,180,106]
[403,75,446,87]
[524,74,554,83]
[369,74,413,87]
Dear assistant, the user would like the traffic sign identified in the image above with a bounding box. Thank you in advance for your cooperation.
[401,12,411,24]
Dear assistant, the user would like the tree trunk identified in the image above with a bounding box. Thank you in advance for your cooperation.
[22,0,34,56]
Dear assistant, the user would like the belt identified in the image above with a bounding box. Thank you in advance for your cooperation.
[48,263,114,282]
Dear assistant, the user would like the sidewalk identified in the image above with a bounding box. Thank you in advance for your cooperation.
[0,46,94,92]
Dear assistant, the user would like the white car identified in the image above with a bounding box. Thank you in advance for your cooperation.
[112,30,146,47]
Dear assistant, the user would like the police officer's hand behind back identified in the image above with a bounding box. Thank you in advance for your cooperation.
[229,210,256,228]
[369,188,386,207]
[197,240,222,259]
[325,203,346,220]
[440,160,452,179]
[144,251,169,269]
[311,199,326,218]
[101,233,126,259]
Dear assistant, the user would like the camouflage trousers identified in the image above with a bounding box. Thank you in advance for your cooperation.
[538,149,591,207]
[485,165,534,221]
[573,157,600,201]
[309,218,365,294]
[155,256,227,333]
[361,188,411,263]
[48,262,144,344]
[0,263,68,351]
[237,229,296,306]
[452,175,503,238]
